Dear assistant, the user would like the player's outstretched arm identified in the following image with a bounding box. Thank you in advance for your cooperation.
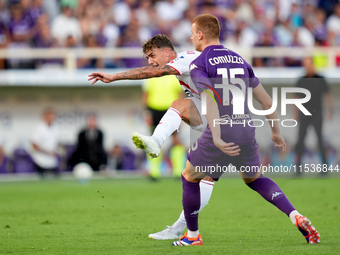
[88,65,179,85]
[253,84,286,151]
[202,90,240,156]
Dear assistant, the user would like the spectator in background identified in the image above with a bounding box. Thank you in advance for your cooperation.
[1,0,340,70]
[155,0,183,24]
[64,34,78,48]
[135,0,157,32]
[0,0,10,24]
[113,0,137,33]
[233,0,255,24]
[172,7,196,47]
[79,3,101,39]
[236,19,258,48]
[42,0,59,21]
[295,57,333,174]
[0,18,9,69]
[27,0,44,26]
[283,29,303,67]
[77,34,105,69]
[51,1,82,47]
[0,143,10,174]
[275,18,293,47]
[71,113,107,171]
[297,15,315,47]
[107,144,136,171]
[31,107,60,177]
[253,30,280,67]
[326,3,340,40]
[7,1,35,68]
[118,16,147,68]
[33,14,63,68]
[289,2,303,28]
[313,8,328,43]
[313,38,328,69]
[99,0,116,24]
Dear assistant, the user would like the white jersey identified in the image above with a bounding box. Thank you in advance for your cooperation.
[166,50,201,99]
[166,50,207,133]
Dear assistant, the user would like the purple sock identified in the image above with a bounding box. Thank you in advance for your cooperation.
[246,175,295,216]
[182,175,200,231]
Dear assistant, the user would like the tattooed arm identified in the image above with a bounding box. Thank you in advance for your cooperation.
[88,65,179,85]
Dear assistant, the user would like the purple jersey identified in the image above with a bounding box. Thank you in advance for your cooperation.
[8,15,33,39]
[190,45,260,145]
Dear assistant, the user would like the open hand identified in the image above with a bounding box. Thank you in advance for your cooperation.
[271,133,286,151]
[214,138,240,156]
[88,72,114,85]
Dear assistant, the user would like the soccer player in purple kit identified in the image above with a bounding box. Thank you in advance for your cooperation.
[172,14,320,246]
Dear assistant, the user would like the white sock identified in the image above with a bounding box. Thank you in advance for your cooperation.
[171,211,186,233]
[289,210,302,225]
[151,107,182,147]
[187,230,199,238]
[199,179,214,211]
[172,179,215,232]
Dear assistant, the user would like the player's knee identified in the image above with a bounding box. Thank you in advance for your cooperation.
[170,99,186,114]
[241,171,263,184]
[203,176,214,182]
[182,163,203,182]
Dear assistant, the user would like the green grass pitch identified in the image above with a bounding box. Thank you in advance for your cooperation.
[1,177,339,255]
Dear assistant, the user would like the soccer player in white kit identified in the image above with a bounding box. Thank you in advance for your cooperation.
[88,34,215,240]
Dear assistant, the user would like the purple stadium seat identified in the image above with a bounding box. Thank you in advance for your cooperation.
[0,156,10,174]
[12,148,35,173]
[121,146,136,170]
[64,144,77,171]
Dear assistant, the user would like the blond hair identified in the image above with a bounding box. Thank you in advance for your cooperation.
[193,14,220,40]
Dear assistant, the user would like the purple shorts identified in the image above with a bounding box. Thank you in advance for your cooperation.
[188,139,260,180]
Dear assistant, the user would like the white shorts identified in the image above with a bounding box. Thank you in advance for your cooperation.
[186,97,207,133]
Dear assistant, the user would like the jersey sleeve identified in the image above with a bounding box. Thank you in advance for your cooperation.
[246,62,260,88]
[190,61,213,95]
[166,51,199,76]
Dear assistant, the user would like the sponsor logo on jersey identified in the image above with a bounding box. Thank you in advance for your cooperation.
[169,56,185,64]
[173,56,184,62]
[187,51,196,54]
[271,191,283,200]
[190,63,198,71]
[190,210,200,215]
[220,114,232,123]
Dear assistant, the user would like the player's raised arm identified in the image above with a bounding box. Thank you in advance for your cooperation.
[89,34,182,85]
[88,65,178,85]
[252,83,286,151]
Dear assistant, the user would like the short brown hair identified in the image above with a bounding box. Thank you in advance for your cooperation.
[142,34,175,54]
[193,14,220,40]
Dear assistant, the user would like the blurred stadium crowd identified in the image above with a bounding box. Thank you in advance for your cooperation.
[0,0,340,69]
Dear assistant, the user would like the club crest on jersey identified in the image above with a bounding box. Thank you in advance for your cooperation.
[171,56,184,64]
